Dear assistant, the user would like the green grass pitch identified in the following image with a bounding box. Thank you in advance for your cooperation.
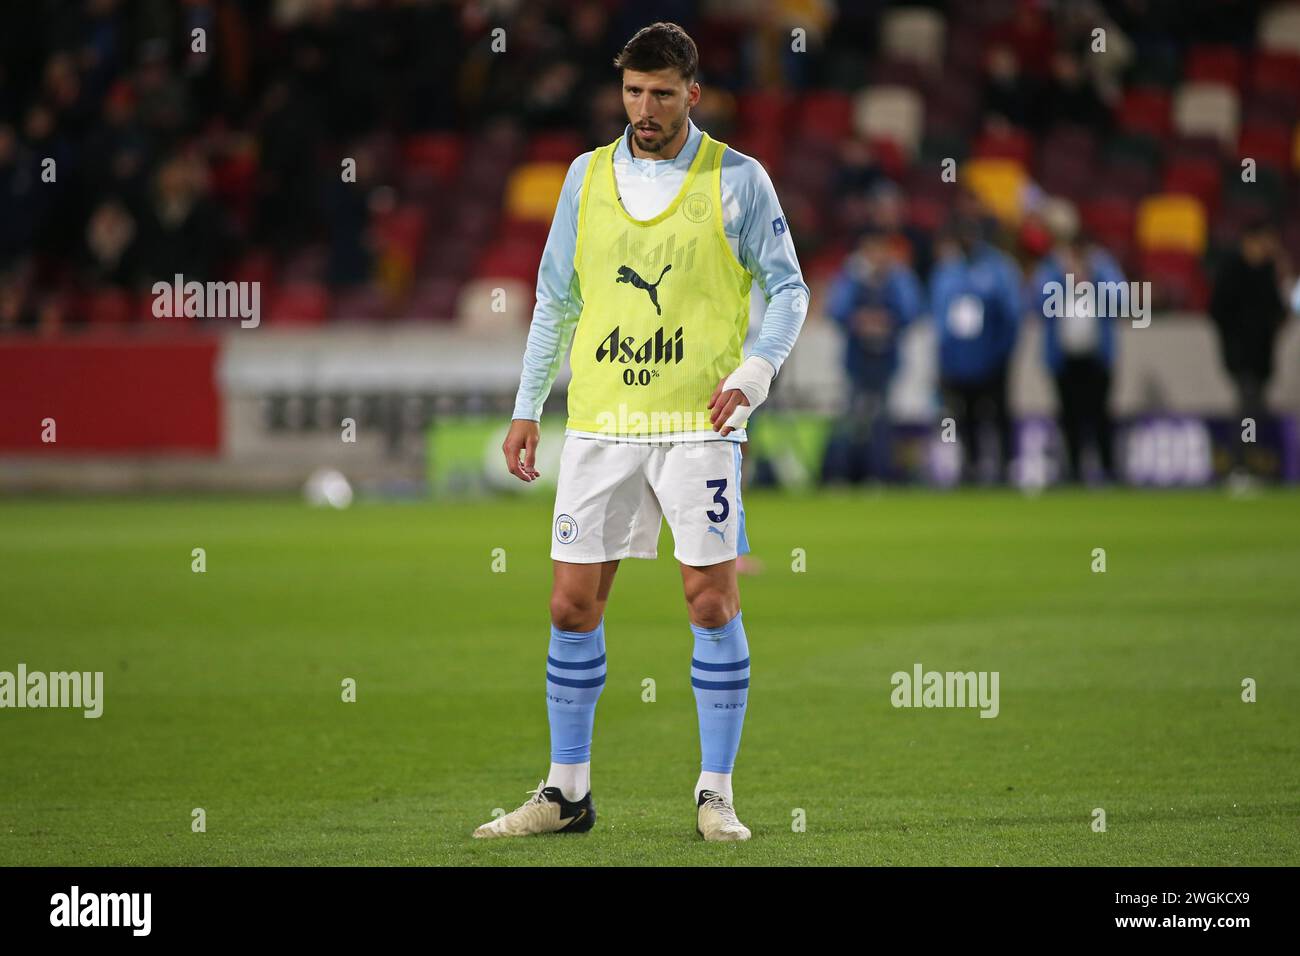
[1,488,1298,866]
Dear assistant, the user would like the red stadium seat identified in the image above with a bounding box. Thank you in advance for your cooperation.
[799,91,853,144]
[1162,156,1222,216]
[1249,52,1300,118]
[1184,45,1244,88]
[1238,123,1293,172]
[736,91,793,129]
[1251,51,1300,94]
[1118,88,1173,138]
[972,125,1034,167]
[401,132,464,183]
[474,237,545,284]
[1137,250,1209,311]
[1080,196,1136,254]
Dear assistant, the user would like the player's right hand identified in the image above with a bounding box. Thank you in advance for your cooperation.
[503,419,540,482]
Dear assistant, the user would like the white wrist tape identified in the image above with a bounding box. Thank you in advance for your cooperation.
[721,355,776,430]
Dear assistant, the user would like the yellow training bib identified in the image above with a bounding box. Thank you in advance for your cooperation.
[566,131,752,436]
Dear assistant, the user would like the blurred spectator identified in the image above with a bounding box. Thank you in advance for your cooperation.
[83,80,151,205]
[983,44,1035,128]
[1209,219,1293,481]
[1030,233,1122,483]
[932,205,1024,483]
[0,123,44,268]
[1038,49,1108,132]
[565,2,616,91]
[82,198,140,289]
[324,141,377,287]
[136,152,227,285]
[254,79,325,255]
[133,39,193,138]
[999,0,1057,81]
[831,139,885,237]
[823,225,924,483]
[867,180,932,284]
[22,103,79,258]
[0,268,37,332]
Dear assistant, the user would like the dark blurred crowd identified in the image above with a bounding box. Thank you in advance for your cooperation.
[3,0,1280,327]
[0,0,875,331]
[0,0,645,327]
[1,0,1296,483]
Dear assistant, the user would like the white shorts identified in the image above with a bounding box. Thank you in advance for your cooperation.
[550,436,751,566]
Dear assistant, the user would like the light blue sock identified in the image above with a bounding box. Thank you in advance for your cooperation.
[546,617,606,764]
[690,609,749,773]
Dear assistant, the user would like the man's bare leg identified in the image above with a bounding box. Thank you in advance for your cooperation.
[550,559,620,632]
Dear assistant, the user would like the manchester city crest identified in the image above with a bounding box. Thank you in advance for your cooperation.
[682,192,712,223]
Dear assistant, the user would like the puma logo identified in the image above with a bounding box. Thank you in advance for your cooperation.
[706,525,727,543]
[616,264,671,315]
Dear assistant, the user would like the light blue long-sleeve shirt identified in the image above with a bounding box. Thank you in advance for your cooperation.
[511,118,809,441]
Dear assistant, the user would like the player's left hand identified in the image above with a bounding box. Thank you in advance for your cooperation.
[708,377,750,437]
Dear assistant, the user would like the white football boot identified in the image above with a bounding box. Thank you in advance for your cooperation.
[473,780,595,838]
[696,789,752,841]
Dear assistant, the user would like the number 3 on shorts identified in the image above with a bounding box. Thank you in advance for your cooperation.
[705,478,729,523]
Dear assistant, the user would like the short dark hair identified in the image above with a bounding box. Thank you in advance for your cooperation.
[612,22,698,83]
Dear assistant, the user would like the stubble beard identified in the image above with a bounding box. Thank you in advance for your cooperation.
[635,110,686,156]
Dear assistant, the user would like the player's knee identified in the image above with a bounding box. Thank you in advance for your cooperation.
[687,588,738,630]
[549,592,602,632]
